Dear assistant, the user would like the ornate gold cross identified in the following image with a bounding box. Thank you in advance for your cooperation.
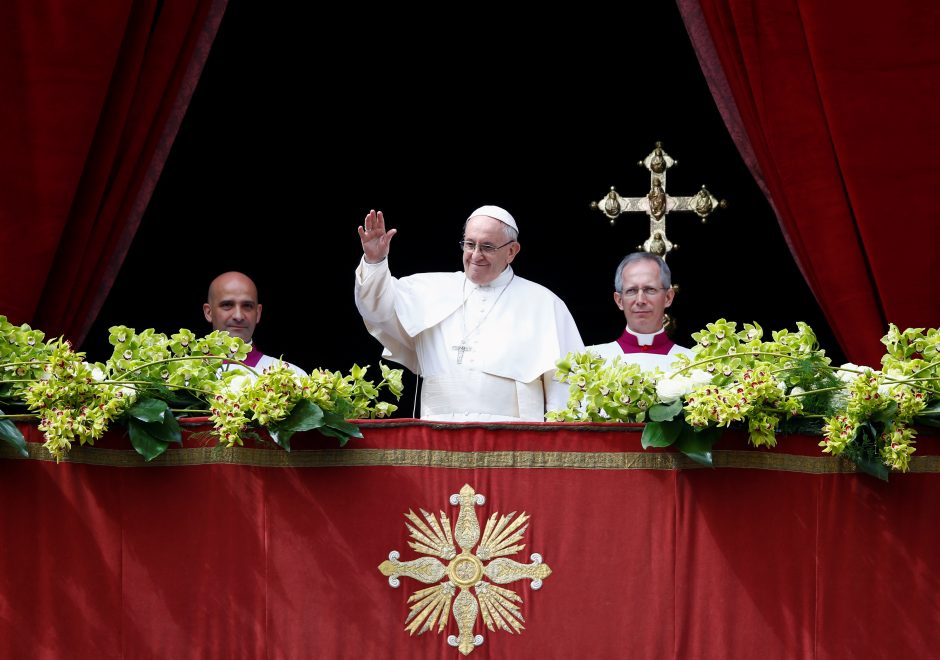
[591,142,726,259]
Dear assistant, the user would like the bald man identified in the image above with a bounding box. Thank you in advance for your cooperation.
[203,271,306,378]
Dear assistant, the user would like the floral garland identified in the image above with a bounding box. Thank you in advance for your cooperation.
[3,314,937,478]
[548,320,939,479]
[0,316,403,462]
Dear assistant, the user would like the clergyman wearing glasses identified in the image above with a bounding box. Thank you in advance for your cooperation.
[354,204,583,421]
[587,252,694,371]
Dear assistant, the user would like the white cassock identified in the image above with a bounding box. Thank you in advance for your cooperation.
[588,327,695,373]
[355,257,584,421]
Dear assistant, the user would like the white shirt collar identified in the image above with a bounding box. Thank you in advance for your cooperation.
[625,325,665,346]
[465,265,514,290]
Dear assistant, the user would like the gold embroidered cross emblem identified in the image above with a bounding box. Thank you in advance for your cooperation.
[378,484,552,655]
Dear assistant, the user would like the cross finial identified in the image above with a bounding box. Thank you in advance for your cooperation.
[590,142,727,259]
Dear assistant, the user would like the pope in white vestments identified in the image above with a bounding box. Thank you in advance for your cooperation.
[587,252,695,372]
[355,205,584,422]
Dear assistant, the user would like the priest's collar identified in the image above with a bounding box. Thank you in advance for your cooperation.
[616,325,675,355]
[464,266,514,291]
[625,325,665,346]
[243,341,263,368]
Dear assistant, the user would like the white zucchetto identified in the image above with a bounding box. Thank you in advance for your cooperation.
[467,205,518,232]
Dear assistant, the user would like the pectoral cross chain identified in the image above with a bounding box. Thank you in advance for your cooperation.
[452,273,514,366]
[452,341,472,365]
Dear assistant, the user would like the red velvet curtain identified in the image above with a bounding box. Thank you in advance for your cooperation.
[678,0,940,367]
[0,0,227,345]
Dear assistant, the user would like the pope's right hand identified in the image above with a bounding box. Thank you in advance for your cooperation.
[358,209,397,264]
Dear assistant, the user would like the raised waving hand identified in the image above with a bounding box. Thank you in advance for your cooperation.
[358,209,397,264]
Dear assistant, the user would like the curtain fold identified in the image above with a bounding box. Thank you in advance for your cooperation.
[678,0,940,367]
[0,0,227,346]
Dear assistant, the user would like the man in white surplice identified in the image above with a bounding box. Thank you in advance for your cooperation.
[587,252,694,371]
[355,205,584,421]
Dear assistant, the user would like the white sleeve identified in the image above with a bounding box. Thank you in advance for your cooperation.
[354,257,419,373]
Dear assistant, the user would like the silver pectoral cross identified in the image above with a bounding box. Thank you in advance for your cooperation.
[452,341,471,365]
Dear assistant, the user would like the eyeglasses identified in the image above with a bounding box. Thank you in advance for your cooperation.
[620,287,667,299]
[458,240,515,255]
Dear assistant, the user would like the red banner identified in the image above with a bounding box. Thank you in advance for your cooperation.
[2,421,938,658]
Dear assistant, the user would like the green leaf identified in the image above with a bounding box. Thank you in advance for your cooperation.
[871,401,898,425]
[649,399,683,422]
[914,400,940,427]
[641,418,683,448]
[844,423,889,481]
[316,424,353,447]
[0,416,28,458]
[778,415,826,435]
[267,428,286,451]
[855,421,880,445]
[151,412,182,444]
[321,411,362,438]
[124,404,181,461]
[127,418,170,461]
[917,400,940,416]
[151,386,202,410]
[317,411,363,447]
[914,415,940,429]
[674,426,721,467]
[277,400,325,433]
[850,453,890,482]
[268,427,293,452]
[267,400,326,452]
[127,397,169,423]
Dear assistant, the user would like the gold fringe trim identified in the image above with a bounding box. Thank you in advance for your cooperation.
[2,442,939,473]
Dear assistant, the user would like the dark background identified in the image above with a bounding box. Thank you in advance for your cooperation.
[85,3,842,415]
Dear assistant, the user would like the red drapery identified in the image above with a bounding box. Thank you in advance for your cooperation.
[678,0,940,367]
[2,421,939,659]
[0,0,226,345]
